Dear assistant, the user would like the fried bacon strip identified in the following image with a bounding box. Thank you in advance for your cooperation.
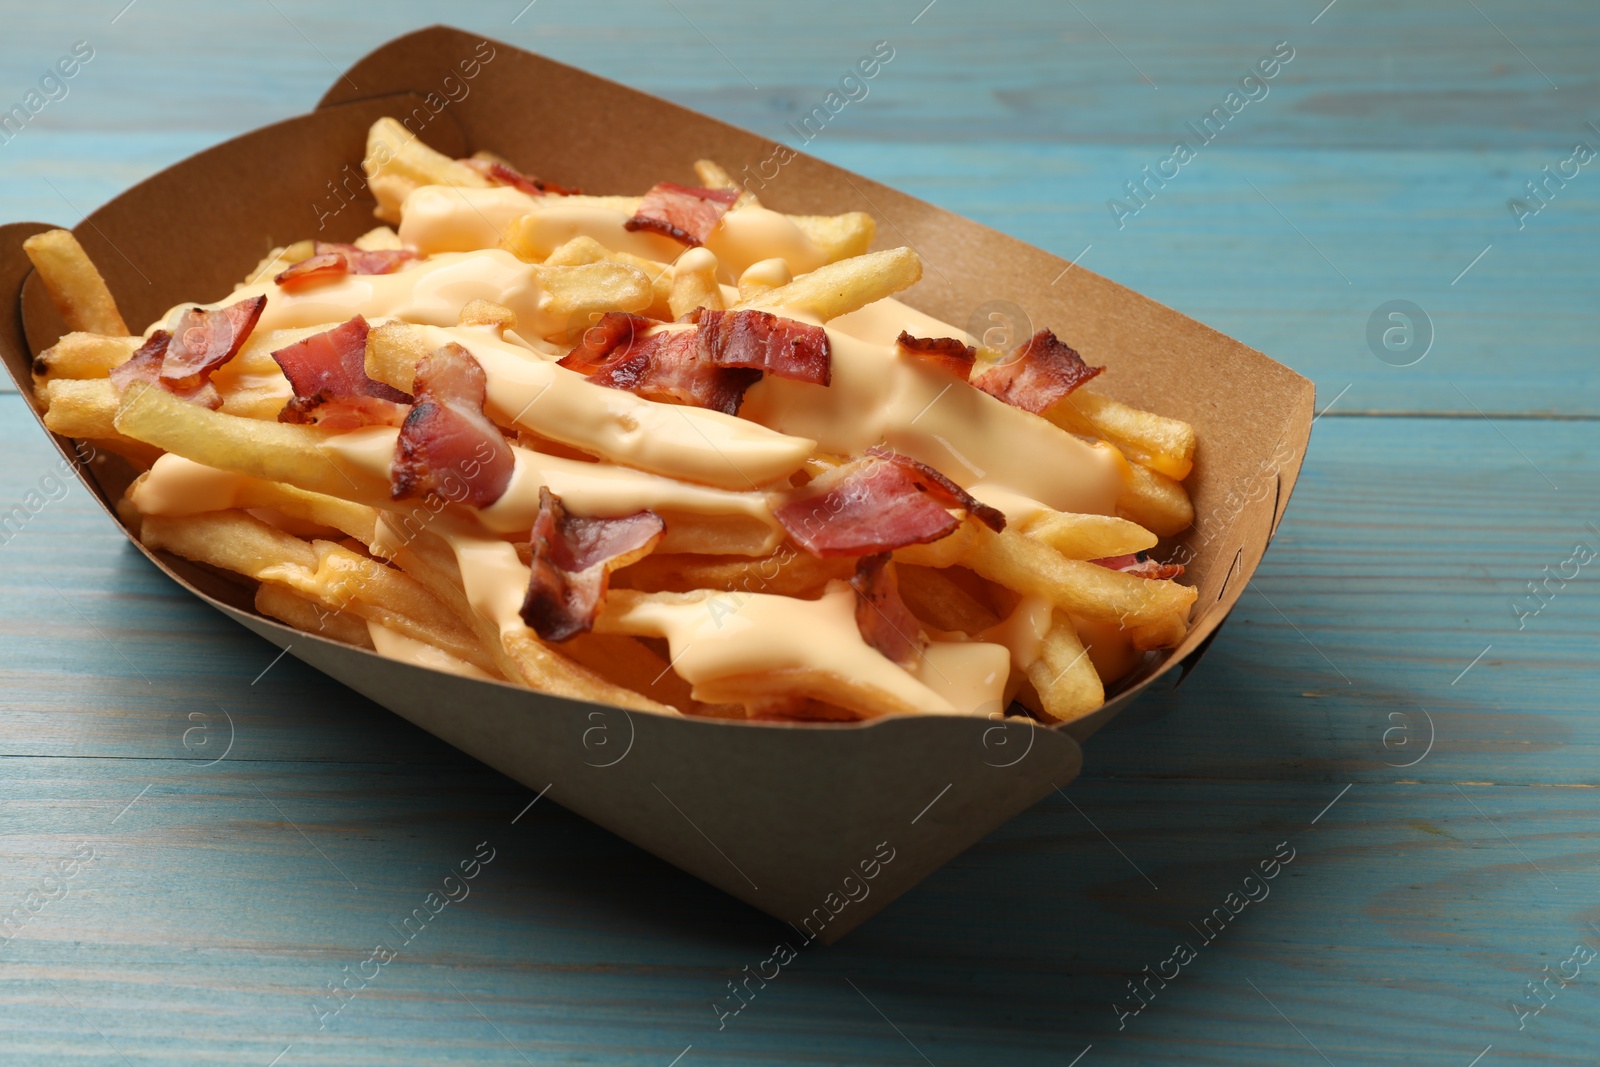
[849,553,926,668]
[971,328,1103,415]
[895,331,975,380]
[623,183,739,246]
[699,308,830,386]
[110,295,267,408]
[272,316,413,429]
[775,449,1004,558]
[275,243,417,289]
[1092,553,1185,580]
[391,342,514,508]
[521,487,665,641]
[558,311,658,374]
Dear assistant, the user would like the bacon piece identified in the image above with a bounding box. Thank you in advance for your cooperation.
[583,326,761,415]
[971,329,1104,415]
[864,446,1007,533]
[556,312,659,374]
[1092,553,1185,580]
[849,553,926,668]
[391,343,514,509]
[275,243,417,288]
[895,331,976,380]
[623,183,739,247]
[775,451,1001,558]
[110,296,266,408]
[520,487,665,642]
[271,316,413,430]
[460,157,579,196]
[699,309,831,386]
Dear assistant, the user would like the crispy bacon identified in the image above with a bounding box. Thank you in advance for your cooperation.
[699,309,831,386]
[557,312,658,374]
[623,183,739,246]
[775,451,1002,558]
[849,553,926,668]
[895,332,976,379]
[271,316,413,430]
[460,156,579,197]
[275,243,417,288]
[576,325,761,415]
[971,329,1104,414]
[520,487,665,642]
[110,296,267,408]
[1092,553,1185,580]
[864,446,1007,533]
[391,343,514,509]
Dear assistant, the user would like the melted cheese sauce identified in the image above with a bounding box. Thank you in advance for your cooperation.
[418,324,814,490]
[739,309,1124,516]
[131,454,248,514]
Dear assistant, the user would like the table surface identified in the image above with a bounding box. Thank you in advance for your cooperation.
[2,2,1597,1064]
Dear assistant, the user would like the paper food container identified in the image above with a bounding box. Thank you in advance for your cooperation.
[0,26,1313,941]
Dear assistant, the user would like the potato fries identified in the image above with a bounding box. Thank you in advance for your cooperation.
[28,117,1203,726]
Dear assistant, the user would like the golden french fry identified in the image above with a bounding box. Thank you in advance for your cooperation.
[534,237,674,319]
[1048,389,1196,481]
[656,510,783,557]
[540,235,609,267]
[291,540,500,676]
[890,519,976,569]
[692,159,758,208]
[1117,462,1194,538]
[737,246,920,321]
[364,117,490,223]
[788,212,875,263]
[613,550,853,598]
[1128,610,1188,651]
[256,582,375,649]
[668,248,726,320]
[1024,610,1105,724]
[42,378,163,468]
[1020,510,1158,559]
[960,523,1196,627]
[140,510,317,581]
[23,229,129,336]
[563,632,700,713]
[459,299,517,330]
[365,319,429,394]
[895,564,1001,633]
[536,261,654,336]
[32,332,139,392]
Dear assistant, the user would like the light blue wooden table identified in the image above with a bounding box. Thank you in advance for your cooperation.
[3,2,1598,1064]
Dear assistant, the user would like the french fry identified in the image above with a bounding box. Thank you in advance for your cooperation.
[1023,610,1105,725]
[42,378,163,468]
[256,582,375,649]
[1019,510,1157,560]
[536,261,654,337]
[789,213,876,263]
[364,116,491,223]
[1047,389,1196,481]
[563,632,700,713]
[536,236,674,319]
[1128,610,1188,651]
[693,159,759,208]
[1117,462,1194,538]
[32,332,139,392]
[458,299,518,330]
[140,510,318,581]
[353,225,403,252]
[614,550,853,598]
[736,246,921,321]
[113,382,390,503]
[895,564,1001,633]
[959,523,1196,627]
[22,229,129,336]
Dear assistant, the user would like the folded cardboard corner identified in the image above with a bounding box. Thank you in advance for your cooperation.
[0,25,1313,940]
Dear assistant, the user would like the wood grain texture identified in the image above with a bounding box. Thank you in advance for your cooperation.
[0,0,1596,1064]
